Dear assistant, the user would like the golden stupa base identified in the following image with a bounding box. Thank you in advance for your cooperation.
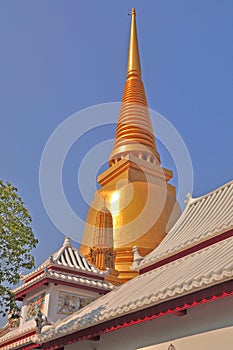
[81,156,181,283]
[114,247,139,283]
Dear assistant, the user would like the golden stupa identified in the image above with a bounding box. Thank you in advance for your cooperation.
[80,8,181,283]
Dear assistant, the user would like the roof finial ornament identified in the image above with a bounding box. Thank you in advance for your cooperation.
[63,236,71,247]
[130,246,143,270]
[184,192,193,204]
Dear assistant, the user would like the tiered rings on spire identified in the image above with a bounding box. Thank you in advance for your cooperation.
[109,8,160,166]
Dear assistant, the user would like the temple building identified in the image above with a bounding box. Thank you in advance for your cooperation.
[80,8,181,283]
[0,237,114,349]
[1,174,232,350]
[0,8,232,350]
[34,180,232,350]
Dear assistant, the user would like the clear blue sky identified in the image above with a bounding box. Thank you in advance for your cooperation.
[0,0,232,314]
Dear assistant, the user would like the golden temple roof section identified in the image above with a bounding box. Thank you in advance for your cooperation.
[109,8,161,166]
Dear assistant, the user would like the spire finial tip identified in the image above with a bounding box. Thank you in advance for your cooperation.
[63,236,71,247]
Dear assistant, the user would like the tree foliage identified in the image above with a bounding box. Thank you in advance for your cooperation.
[0,180,38,317]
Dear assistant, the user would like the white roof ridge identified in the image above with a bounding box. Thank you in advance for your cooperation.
[21,237,109,281]
[141,236,233,275]
[140,221,233,267]
[14,269,114,295]
[188,179,233,205]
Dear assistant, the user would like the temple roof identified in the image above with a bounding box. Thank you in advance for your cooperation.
[14,237,114,298]
[22,237,109,282]
[138,180,233,270]
[0,326,36,350]
[35,235,233,344]
[0,238,114,349]
[52,237,99,271]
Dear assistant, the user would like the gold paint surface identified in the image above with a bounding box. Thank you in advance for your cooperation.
[80,158,181,282]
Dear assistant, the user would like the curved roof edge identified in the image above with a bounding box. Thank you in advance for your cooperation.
[138,179,233,270]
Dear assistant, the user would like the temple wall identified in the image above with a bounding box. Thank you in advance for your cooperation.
[140,326,233,350]
[65,295,233,350]
[19,283,100,329]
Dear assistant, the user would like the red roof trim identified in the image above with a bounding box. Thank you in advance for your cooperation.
[49,265,104,281]
[16,280,47,300]
[44,278,110,294]
[24,264,104,284]
[23,270,48,283]
[39,280,233,350]
[140,229,233,274]
[16,278,109,300]
[0,330,36,347]
[21,345,41,350]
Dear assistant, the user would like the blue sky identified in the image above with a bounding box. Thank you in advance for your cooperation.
[0,0,232,317]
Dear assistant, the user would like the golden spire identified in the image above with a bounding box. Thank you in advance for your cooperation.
[127,8,141,79]
[109,8,160,166]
